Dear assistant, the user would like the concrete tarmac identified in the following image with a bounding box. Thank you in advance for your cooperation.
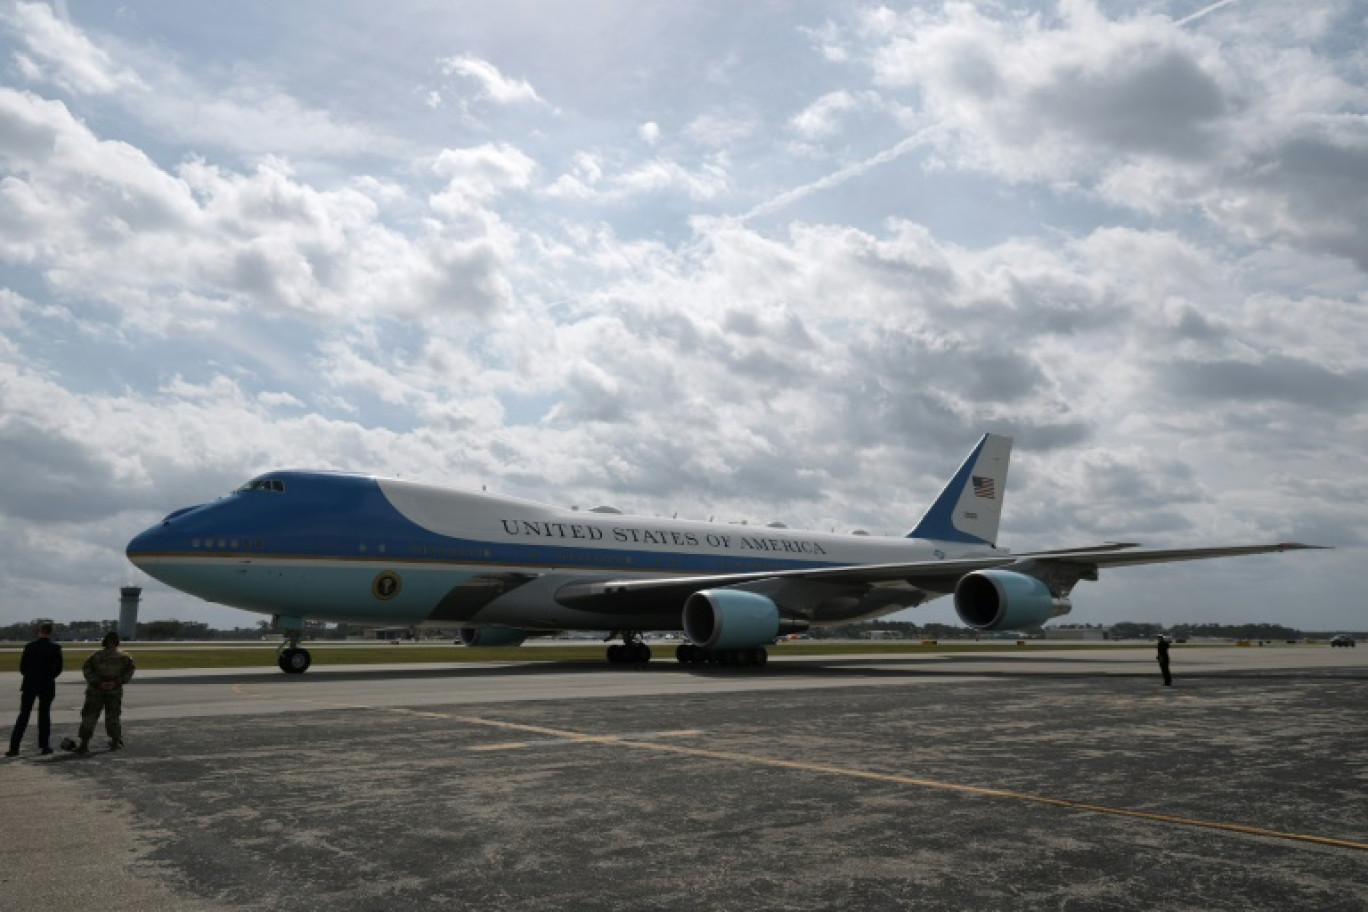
[2,645,1366,911]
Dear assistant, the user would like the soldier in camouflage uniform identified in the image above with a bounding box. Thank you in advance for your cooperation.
[75,631,136,753]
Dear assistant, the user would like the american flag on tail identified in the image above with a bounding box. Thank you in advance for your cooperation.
[972,475,996,499]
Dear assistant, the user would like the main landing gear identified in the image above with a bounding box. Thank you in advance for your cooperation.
[605,631,651,664]
[602,632,770,668]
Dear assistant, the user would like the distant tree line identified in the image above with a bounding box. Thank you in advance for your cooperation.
[0,619,260,642]
[1099,621,1314,641]
[0,618,370,642]
[809,619,1357,640]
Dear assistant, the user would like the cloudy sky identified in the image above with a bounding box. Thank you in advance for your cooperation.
[1,0,1363,632]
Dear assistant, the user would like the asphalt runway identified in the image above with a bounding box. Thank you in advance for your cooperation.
[3,645,1366,911]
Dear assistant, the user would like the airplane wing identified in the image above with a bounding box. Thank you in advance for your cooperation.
[554,555,1009,608]
[1025,542,1327,568]
[553,542,1325,613]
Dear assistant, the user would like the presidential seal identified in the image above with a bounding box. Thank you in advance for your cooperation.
[372,570,403,600]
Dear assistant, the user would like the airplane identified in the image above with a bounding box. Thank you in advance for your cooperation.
[124,433,1321,673]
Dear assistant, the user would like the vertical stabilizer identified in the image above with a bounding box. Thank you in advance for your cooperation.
[906,434,1013,546]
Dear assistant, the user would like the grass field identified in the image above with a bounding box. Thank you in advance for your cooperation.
[0,640,1155,672]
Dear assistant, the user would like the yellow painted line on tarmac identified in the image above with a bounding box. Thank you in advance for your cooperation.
[225,688,1368,853]
[467,729,704,751]
[629,741,1368,853]
[469,742,532,751]
[417,709,1368,854]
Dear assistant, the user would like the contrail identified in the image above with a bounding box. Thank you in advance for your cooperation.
[738,125,939,223]
[1175,0,1237,27]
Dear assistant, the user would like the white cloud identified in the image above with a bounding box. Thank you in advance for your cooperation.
[613,158,729,201]
[431,143,538,207]
[851,1,1368,274]
[153,82,400,163]
[684,109,760,149]
[0,88,520,325]
[789,90,860,139]
[865,3,1233,175]
[438,55,543,105]
[257,390,304,410]
[4,4,399,164]
[801,20,852,63]
[6,1,143,95]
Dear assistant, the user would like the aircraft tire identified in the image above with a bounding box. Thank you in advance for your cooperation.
[278,647,311,674]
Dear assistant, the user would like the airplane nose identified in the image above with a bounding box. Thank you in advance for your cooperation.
[127,502,212,567]
[125,524,165,569]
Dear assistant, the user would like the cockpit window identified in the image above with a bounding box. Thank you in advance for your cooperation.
[235,477,286,493]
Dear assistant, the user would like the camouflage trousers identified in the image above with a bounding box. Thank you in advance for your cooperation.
[78,689,124,742]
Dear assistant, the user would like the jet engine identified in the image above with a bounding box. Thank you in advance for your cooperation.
[953,569,1072,631]
[682,589,806,649]
[456,626,528,647]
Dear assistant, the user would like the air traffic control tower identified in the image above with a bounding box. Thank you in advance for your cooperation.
[119,586,141,640]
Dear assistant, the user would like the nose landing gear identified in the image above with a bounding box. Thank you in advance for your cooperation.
[273,615,311,674]
[277,644,312,674]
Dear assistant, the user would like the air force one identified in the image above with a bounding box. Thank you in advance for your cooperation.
[125,434,1320,673]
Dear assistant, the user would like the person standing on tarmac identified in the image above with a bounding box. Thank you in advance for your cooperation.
[5,620,63,757]
[74,631,136,753]
[1156,634,1173,686]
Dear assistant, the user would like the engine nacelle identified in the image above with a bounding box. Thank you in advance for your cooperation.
[683,589,792,649]
[457,626,528,647]
[953,569,1072,631]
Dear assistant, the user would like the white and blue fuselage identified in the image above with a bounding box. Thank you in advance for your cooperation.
[125,433,1316,672]
[126,470,1000,632]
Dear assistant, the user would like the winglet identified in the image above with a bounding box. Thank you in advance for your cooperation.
[906,434,1013,547]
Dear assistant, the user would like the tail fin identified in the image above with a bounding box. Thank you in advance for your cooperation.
[906,433,1012,547]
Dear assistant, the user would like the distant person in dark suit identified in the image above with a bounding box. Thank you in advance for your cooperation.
[1157,635,1172,686]
[6,621,64,757]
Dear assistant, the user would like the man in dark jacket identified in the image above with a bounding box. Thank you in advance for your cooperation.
[1157,634,1173,686]
[6,621,64,757]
